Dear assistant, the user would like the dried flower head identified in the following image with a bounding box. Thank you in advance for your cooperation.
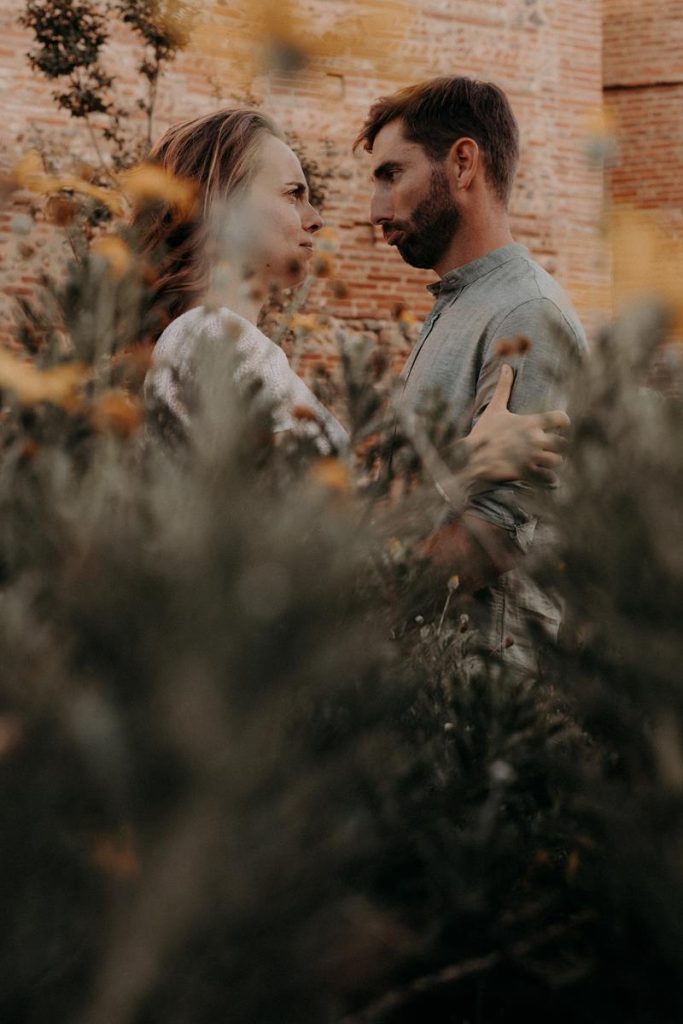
[311,252,335,279]
[90,389,144,436]
[291,404,320,423]
[91,235,132,279]
[331,280,350,300]
[0,347,87,408]
[15,150,124,215]
[118,162,198,217]
[495,335,532,358]
[44,193,79,226]
[90,825,141,881]
[291,314,318,334]
[309,456,351,494]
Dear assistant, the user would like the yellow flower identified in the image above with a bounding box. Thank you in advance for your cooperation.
[91,236,132,280]
[151,0,196,49]
[311,252,336,279]
[90,389,144,437]
[14,151,124,216]
[316,226,340,253]
[309,457,351,494]
[118,162,198,217]
[386,537,405,561]
[391,302,417,325]
[0,348,87,409]
[290,313,318,333]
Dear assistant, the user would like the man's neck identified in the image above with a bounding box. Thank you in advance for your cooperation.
[434,214,514,279]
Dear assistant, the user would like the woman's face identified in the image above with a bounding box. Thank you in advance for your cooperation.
[233,134,323,290]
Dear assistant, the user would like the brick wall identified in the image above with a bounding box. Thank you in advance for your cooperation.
[603,0,683,328]
[604,0,683,88]
[604,0,683,226]
[1,0,608,349]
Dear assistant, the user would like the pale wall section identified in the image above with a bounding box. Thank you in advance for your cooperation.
[0,0,607,342]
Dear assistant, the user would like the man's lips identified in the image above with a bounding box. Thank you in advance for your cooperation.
[384,229,405,246]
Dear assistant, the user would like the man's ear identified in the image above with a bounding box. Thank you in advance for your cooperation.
[447,137,480,191]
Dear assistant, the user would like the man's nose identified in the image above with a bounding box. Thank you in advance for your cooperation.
[370,190,393,226]
[304,201,323,233]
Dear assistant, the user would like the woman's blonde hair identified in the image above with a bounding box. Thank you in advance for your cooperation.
[134,108,284,323]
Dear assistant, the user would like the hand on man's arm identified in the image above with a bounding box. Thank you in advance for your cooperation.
[419,297,584,591]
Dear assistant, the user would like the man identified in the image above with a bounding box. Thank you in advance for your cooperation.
[355,76,588,672]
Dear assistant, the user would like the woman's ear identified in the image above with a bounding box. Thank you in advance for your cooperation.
[447,137,480,191]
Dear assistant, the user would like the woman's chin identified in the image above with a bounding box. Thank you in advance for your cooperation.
[287,254,312,286]
[261,259,310,294]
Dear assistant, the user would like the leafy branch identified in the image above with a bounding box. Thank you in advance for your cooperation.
[19,0,194,169]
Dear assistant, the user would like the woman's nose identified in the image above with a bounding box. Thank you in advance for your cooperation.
[304,202,323,233]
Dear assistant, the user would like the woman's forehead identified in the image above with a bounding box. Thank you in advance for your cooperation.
[257,135,305,184]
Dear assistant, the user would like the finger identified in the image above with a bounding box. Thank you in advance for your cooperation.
[532,450,563,469]
[487,363,514,411]
[539,432,568,454]
[526,466,560,488]
[540,409,571,432]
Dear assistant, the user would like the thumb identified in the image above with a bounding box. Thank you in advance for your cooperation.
[488,363,514,411]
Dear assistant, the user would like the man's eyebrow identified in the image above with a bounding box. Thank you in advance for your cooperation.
[372,161,402,181]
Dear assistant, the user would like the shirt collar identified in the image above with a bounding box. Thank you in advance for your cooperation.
[426,242,529,297]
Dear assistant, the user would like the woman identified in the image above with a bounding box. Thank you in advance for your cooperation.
[138,108,568,478]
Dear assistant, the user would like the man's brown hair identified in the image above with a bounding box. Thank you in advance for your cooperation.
[354,76,520,204]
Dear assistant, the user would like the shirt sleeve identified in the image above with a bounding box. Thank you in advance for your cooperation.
[464,297,584,548]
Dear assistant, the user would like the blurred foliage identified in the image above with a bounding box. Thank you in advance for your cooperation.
[6,5,683,1019]
[0,181,683,1023]
[19,0,195,167]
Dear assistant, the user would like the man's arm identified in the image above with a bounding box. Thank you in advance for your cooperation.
[421,297,584,588]
[419,509,519,592]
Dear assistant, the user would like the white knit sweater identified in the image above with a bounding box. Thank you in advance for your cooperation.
[144,305,349,452]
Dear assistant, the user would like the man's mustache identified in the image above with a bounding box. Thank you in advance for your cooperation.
[382,221,411,241]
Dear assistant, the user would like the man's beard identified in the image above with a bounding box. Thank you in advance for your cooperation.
[389,165,460,270]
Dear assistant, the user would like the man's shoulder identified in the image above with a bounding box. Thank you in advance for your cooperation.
[486,253,587,353]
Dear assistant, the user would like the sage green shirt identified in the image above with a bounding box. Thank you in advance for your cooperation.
[400,243,587,671]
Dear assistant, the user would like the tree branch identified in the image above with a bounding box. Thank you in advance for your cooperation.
[338,912,594,1024]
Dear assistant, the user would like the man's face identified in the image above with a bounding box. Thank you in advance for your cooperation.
[369,119,460,271]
